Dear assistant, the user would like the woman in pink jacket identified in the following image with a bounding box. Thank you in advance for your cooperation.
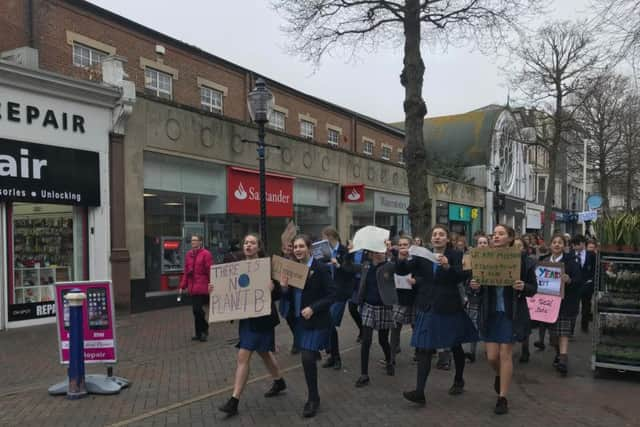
[179,235,213,342]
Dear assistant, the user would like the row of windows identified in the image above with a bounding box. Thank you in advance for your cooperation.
[72,43,403,162]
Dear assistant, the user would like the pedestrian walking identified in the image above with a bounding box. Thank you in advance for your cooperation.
[218,234,287,416]
[571,235,596,333]
[544,233,584,375]
[464,234,489,363]
[389,236,417,369]
[281,235,335,418]
[278,239,300,354]
[179,234,213,342]
[321,227,355,371]
[355,246,398,387]
[347,246,365,342]
[470,224,537,415]
[401,225,478,405]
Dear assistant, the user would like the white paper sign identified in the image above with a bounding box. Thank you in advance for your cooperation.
[394,274,413,290]
[409,246,440,264]
[350,225,389,253]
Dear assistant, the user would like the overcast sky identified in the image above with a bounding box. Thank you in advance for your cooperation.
[89,0,595,122]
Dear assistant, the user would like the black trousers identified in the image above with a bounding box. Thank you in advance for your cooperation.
[191,294,209,337]
[581,290,593,328]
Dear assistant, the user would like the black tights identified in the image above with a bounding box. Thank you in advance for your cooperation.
[360,326,390,375]
[301,350,319,402]
[415,345,466,393]
[329,327,340,360]
[348,302,363,337]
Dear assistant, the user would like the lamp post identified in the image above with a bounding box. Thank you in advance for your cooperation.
[247,78,274,252]
[493,166,502,227]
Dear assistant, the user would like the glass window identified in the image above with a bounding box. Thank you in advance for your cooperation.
[537,176,547,205]
[363,140,374,155]
[398,149,405,164]
[72,43,106,68]
[328,129,340,146]
[381,145,392,160]
[200,86,223,114]
[300,120,315,139]
[145,67,172,99]
[270,110,286,132]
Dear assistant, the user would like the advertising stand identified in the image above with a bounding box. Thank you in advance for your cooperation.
[48,281,130,395]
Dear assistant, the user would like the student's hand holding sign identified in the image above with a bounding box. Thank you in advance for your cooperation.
[301,306,314,320]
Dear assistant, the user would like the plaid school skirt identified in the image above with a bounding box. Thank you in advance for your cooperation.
[549,317,576,337]
[360,303,394,330]
[392,304,416,326]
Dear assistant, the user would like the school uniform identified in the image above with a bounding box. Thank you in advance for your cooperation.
[356,260,398,330]
[328,243,355,327]
[478,253,538,344]
[542,253,583,337]
[572,249,596,331]
[392,262,417,325]
[237,271,282,353]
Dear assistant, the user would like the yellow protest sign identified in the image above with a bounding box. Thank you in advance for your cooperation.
[470,247,521,286]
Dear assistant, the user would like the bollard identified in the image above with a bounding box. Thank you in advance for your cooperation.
[66,290,87,400]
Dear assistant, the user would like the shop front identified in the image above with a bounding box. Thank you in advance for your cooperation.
[433,179,485,244]
[344,187,409,238]
[525,204,543,234]
[0,62,118,328]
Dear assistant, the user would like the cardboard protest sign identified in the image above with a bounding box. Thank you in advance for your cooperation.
[534,262,565,297]
[209,258,272,323]
[350,225,389,253]
[271,255,308,289]
[394,274,413,290]
[462,254,472,271]
[470,248,521,286]
[311,240,332,261]
[409,246,440,264]
[527,294,562,323]
[281,220,297,248]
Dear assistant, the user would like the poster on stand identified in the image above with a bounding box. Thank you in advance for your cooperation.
[54,281,117,364]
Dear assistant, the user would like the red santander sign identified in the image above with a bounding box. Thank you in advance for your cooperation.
[227,167,294,217]
[342,184,365,203]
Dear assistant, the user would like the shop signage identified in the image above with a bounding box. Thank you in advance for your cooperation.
[341,184,365,203]
[8,301,56,321]
[227,167,293,217]
[0,100,86,133]
[449,204,471,222]
[374,192,409,214]
[54,281,117,364]
[0,138,100,206]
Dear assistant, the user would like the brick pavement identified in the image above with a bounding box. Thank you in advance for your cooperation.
[0,306,638,427]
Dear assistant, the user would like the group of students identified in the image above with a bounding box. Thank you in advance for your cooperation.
[178,224,594,419]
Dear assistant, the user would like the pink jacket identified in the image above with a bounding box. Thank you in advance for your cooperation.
[180,248,213,296]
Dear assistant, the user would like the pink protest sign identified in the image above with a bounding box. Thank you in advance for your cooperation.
[527,294,562,323]
[54,281,117,364]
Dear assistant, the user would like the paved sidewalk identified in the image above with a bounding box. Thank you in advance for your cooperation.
[0,306,638,427]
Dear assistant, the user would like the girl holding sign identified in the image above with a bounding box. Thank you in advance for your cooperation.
[470,224,537,415]
[219,234,287,417]
[400,225,477,405]
[281,235,335,418]
[542,233,583,376]
[389,236,417,369]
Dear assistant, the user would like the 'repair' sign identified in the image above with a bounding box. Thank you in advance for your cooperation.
[0,138,100,206]
[227,167,294,217]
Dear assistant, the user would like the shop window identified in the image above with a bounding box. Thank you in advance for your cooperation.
[300,119,315,140]
[9,203,86,320]
[144,67,172,99]
[200,86,223,114]
[328,129,340,146]
[436,201,449,225]
[270,110,286,132]
[72,43,107,68]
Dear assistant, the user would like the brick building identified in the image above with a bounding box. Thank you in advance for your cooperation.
[0,0,413,318]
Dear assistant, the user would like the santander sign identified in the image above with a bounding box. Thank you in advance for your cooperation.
[342,184,365,203]
[227,167,294,217]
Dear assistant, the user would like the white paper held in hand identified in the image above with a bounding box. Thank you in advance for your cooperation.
[350,225,389,253]
[409,246,440,264]
[394,274,413,289]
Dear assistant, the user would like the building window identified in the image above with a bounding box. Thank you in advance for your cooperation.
[537,176,547,205]
[300,120,315,140]
[398,149,405,164]
[363,140,374,155]
[328,128,340,146]
[381,145,392,160]
[72,43,106,68]
[144,67,172,99]
[200,86,223,114]
[270,110,286,132]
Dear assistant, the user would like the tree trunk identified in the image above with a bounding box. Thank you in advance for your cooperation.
[600,153,610,215]
[401,0,430,238]
[542,143,558,241]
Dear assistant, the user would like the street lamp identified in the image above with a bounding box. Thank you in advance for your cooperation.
[493,166,502,227]
[247,78,274,252]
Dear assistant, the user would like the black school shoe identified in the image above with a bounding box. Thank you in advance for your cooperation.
[494,397,508,415]
[322,357,336,368]
[355,375,370,388]
[402,390,426,405]
[557,355,568,376]
[534,341,546,351]
[519,349,530,364]
[302,400,320,418]
[219,397,239,416]
[264,378,286,397]
[448,379,465,396]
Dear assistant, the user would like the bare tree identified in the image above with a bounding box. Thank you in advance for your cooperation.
[509,21,603,239]
[594,0,640,69]
[572,73,629,214]
[618,93,640,209]
[272,0,546,237]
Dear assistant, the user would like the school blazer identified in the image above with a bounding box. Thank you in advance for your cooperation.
[332,244,357,302]
[356,260,399,307]
[299,259,337,330]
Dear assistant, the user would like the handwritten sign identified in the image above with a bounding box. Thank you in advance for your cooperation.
[394,274,413,290]
[209,258,272,323]
[271,255,308,289]
[409,246,440,264]
[535,262,564,297]
[527,294,562,323]
[470,248,521,286]
[311,240,332,261]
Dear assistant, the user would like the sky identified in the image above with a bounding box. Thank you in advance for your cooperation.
[88,0,595,123]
